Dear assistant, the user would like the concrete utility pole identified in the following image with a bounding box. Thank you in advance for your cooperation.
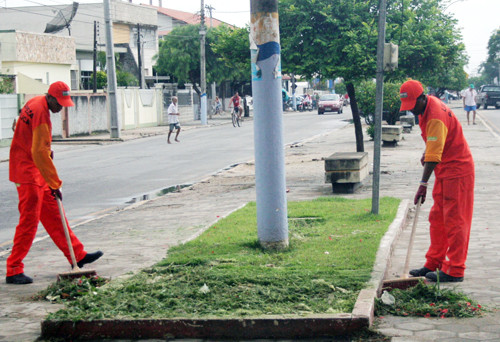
[199,0,207,125]
[250,0,289,250]
[205,4,216,115]
[372,0,388,214]
[103,0,120,138]
[205,4,215,28]
[137,23,143,89]
[93,21,97,93]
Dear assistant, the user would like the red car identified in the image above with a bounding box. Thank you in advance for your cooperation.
[318,94,343,114]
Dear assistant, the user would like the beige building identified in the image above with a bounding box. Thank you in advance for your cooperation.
[0,1,158,90]
[0,30,76,94]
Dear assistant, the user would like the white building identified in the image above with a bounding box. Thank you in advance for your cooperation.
[0,1,158,90]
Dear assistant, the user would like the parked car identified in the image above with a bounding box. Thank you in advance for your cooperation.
[475,85,500,109]
[318,94,343,114]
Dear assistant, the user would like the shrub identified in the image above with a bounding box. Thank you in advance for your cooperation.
[0,77,14,94]
[356,80,404,125]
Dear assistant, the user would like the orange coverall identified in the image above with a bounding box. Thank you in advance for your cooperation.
[419,96,475,278]
[7,96,86,277]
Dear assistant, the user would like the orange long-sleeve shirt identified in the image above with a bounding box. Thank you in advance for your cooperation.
[9,96,62,189]
[419,95,474,179]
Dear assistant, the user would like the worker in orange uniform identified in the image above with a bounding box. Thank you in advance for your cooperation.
[6,81,103,285]
[399,79,474,282]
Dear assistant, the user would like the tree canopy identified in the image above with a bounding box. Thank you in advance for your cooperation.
[154,24,251,95]
[478,28,500,84]
[278,0,468,151]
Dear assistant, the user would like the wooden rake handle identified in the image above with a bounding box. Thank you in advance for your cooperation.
[56,197,81,271]
[403,198,422,278]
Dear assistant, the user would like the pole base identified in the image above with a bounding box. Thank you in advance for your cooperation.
[259,239,289,251]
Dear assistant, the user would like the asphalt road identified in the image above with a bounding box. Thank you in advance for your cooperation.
[0,109,352,244]
[478,106,500,136]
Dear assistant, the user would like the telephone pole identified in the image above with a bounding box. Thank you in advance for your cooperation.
[250,0,288,250]
[205,4,216,115]
[199,0,207,125]
[92,21,97,93]
[205,4,215,28]
[137,23,143,89]
[103,0,120,138]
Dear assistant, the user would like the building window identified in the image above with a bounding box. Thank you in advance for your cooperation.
[80,71,93,90]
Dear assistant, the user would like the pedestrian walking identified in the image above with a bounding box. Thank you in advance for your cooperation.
[167,96,181,144]
[7,81,103,285]
[462,84,478,125]
[399,79,474,283]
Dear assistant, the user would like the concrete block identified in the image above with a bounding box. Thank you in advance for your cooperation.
[324,152,368,171]
[402,124,412,133]
[325,163,369,183]
[324,152,369,194]
[382,125,403,143]
[399,115,415,126]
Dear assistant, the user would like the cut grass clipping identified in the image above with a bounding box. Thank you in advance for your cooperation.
[47,197,400,321]
[376,281,484,318]
[33,276,109,302]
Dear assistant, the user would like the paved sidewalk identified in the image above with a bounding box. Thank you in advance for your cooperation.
[1,102,499,341]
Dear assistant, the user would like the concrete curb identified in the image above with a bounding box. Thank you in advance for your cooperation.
[352,199,410,327]
[40,200,411,340]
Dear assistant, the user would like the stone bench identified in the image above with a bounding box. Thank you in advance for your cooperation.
[399,114,415,126]
[324,152,368,193]
[399,115,415,133]
[382,125,403,146]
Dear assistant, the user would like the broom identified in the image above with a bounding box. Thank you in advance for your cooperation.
[55,196,97,281]
[382,198,426,291]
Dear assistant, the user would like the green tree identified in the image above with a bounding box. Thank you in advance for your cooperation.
[334,81,347,96]
[478,28,500,84]
[154,25,206,96]
[356,80,403,124]
[117,70,139,87]
[209,25,251,87]
[94,71,107,89]
[280,0,380,152]
[0,77,14,94]
[279,0,467,152]
[385,0,468,94]
[155,24,250,96]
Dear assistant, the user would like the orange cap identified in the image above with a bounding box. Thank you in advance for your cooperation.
[399,80,424,111]
[48,81,74,107]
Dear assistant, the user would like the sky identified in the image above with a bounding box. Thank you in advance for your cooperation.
[3,0,499,77]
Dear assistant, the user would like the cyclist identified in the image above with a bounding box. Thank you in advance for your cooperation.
[229,91,242,119]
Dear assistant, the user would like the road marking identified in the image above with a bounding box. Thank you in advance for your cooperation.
[478,113,500,141]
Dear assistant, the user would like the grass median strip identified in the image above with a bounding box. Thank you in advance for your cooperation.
[46,197,400,321]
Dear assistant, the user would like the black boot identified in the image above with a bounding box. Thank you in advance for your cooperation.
[77,251,103,268]
[6,273,33,285]
[426,270,463,282]
[409,266,432,277]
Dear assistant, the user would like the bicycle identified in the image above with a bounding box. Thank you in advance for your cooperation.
[230,107,242,127]
[212,103,222,116]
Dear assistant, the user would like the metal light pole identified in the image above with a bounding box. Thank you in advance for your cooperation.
[250,0,288,250]
[372,0,387,214]
[103,0,120,138]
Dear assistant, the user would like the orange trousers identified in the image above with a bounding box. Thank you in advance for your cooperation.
[424,173,475,277]
[6,183,86,277]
